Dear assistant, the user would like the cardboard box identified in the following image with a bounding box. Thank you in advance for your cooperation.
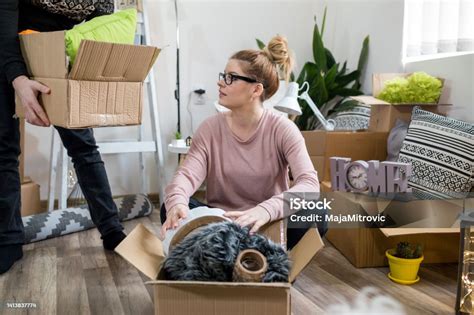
[21,177,43,217]
[365,101,451,132]
[321,181,461,267]
[15,31,160,128]
[350,73,451,132]
[19,118,25,183]
[115,220,324,315]
[302,130,388,182]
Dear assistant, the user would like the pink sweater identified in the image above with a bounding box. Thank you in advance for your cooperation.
[164,109,320,221]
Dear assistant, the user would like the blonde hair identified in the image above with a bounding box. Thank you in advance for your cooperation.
[230,35,294,101]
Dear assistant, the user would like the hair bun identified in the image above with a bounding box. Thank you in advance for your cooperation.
[262,35,294,81]
[264,35,290,64]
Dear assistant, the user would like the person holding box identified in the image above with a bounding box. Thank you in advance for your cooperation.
[0,0,126,274]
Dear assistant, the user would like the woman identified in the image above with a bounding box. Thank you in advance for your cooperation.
[0,0,125,275]
[161,36,323,248]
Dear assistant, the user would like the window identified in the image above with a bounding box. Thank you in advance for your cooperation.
[404,0,474,58]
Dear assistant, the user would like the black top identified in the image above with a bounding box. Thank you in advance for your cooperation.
[0,0,98,84]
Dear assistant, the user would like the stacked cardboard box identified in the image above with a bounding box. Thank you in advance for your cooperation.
[15,31,160,128]
[18,107,43,216]
[302,130,388,182]
[351,73,451,132]
[300,73,461,267]
[21,177,42,217]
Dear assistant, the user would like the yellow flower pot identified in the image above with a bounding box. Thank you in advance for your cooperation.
[386,249,424,285]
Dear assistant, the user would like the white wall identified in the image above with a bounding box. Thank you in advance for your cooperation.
[25,0,318,200]
[25,0,473,201]
[404,53,474,122]
[311,0,405,93]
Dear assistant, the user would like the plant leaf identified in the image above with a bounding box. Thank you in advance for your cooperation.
[256,38,266,50]
[357,35,370,72]
[321,6,327,38]
[353,35,369,90]
[336,70,360,87]
[312,22,327,72]
[332,87,364,97]
[297,62,318,86]
[325,48,336,69]
[324,63,338,87]
[337,61,347,77]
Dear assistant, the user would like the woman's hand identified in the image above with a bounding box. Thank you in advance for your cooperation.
[161,204,190,238]
[12,75,51,127]
[224,206,271,234]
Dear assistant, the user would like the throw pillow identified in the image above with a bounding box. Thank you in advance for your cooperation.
[65,8,137,65]
[330,104,371,131]
[398,107,474,199]
[387,118,409,161]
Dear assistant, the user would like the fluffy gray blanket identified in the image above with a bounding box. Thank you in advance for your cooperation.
[163,221,290,282]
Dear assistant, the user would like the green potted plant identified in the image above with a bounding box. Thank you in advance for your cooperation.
[172,131,186,147]
[386,241,424,285]
[257,7,370,131]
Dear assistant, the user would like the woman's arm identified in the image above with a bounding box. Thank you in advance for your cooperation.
[258,120,320,221]
[0,0,28,83]
[164,125,209,212]
[224,119,319,233]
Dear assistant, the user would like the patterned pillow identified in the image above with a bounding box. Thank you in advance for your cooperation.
[330,104,371,130]
[312,104,371,130]
[398,107,474,199]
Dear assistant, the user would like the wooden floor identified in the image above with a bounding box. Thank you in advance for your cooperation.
[0,208,458,315]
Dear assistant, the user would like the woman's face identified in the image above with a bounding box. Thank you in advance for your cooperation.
[217,59,263,110]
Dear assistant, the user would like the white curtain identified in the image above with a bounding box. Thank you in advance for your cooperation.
[405,0,474,57]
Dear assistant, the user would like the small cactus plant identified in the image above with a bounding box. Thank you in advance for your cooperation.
[394,242,423,259]
[175,131,182,140]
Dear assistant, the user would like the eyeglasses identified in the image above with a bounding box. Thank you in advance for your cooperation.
[219,72,264,86]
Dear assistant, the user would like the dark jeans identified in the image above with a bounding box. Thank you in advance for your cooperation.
[0,76,123,246]
[160,199,327,250]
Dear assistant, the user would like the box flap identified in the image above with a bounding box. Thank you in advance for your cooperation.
[115,223,164,280]
[260,219,286,246]
[19,31,68,79]
[380,227,459,236]
[69,40,160,82]
[351,95,390,105]
[288,228,324,282]
[145,280,291,288]
[22,176,32,184]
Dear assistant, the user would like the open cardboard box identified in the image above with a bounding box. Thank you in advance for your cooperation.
[15,31,160,128]
[350,73,452,132]
[115,220,324,315]
[321,181,462,267]
[302,130,388,182]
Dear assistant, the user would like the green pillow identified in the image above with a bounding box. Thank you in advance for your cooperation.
[65,9,137,65]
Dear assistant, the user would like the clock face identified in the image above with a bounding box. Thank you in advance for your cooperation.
[346,163,368,191]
